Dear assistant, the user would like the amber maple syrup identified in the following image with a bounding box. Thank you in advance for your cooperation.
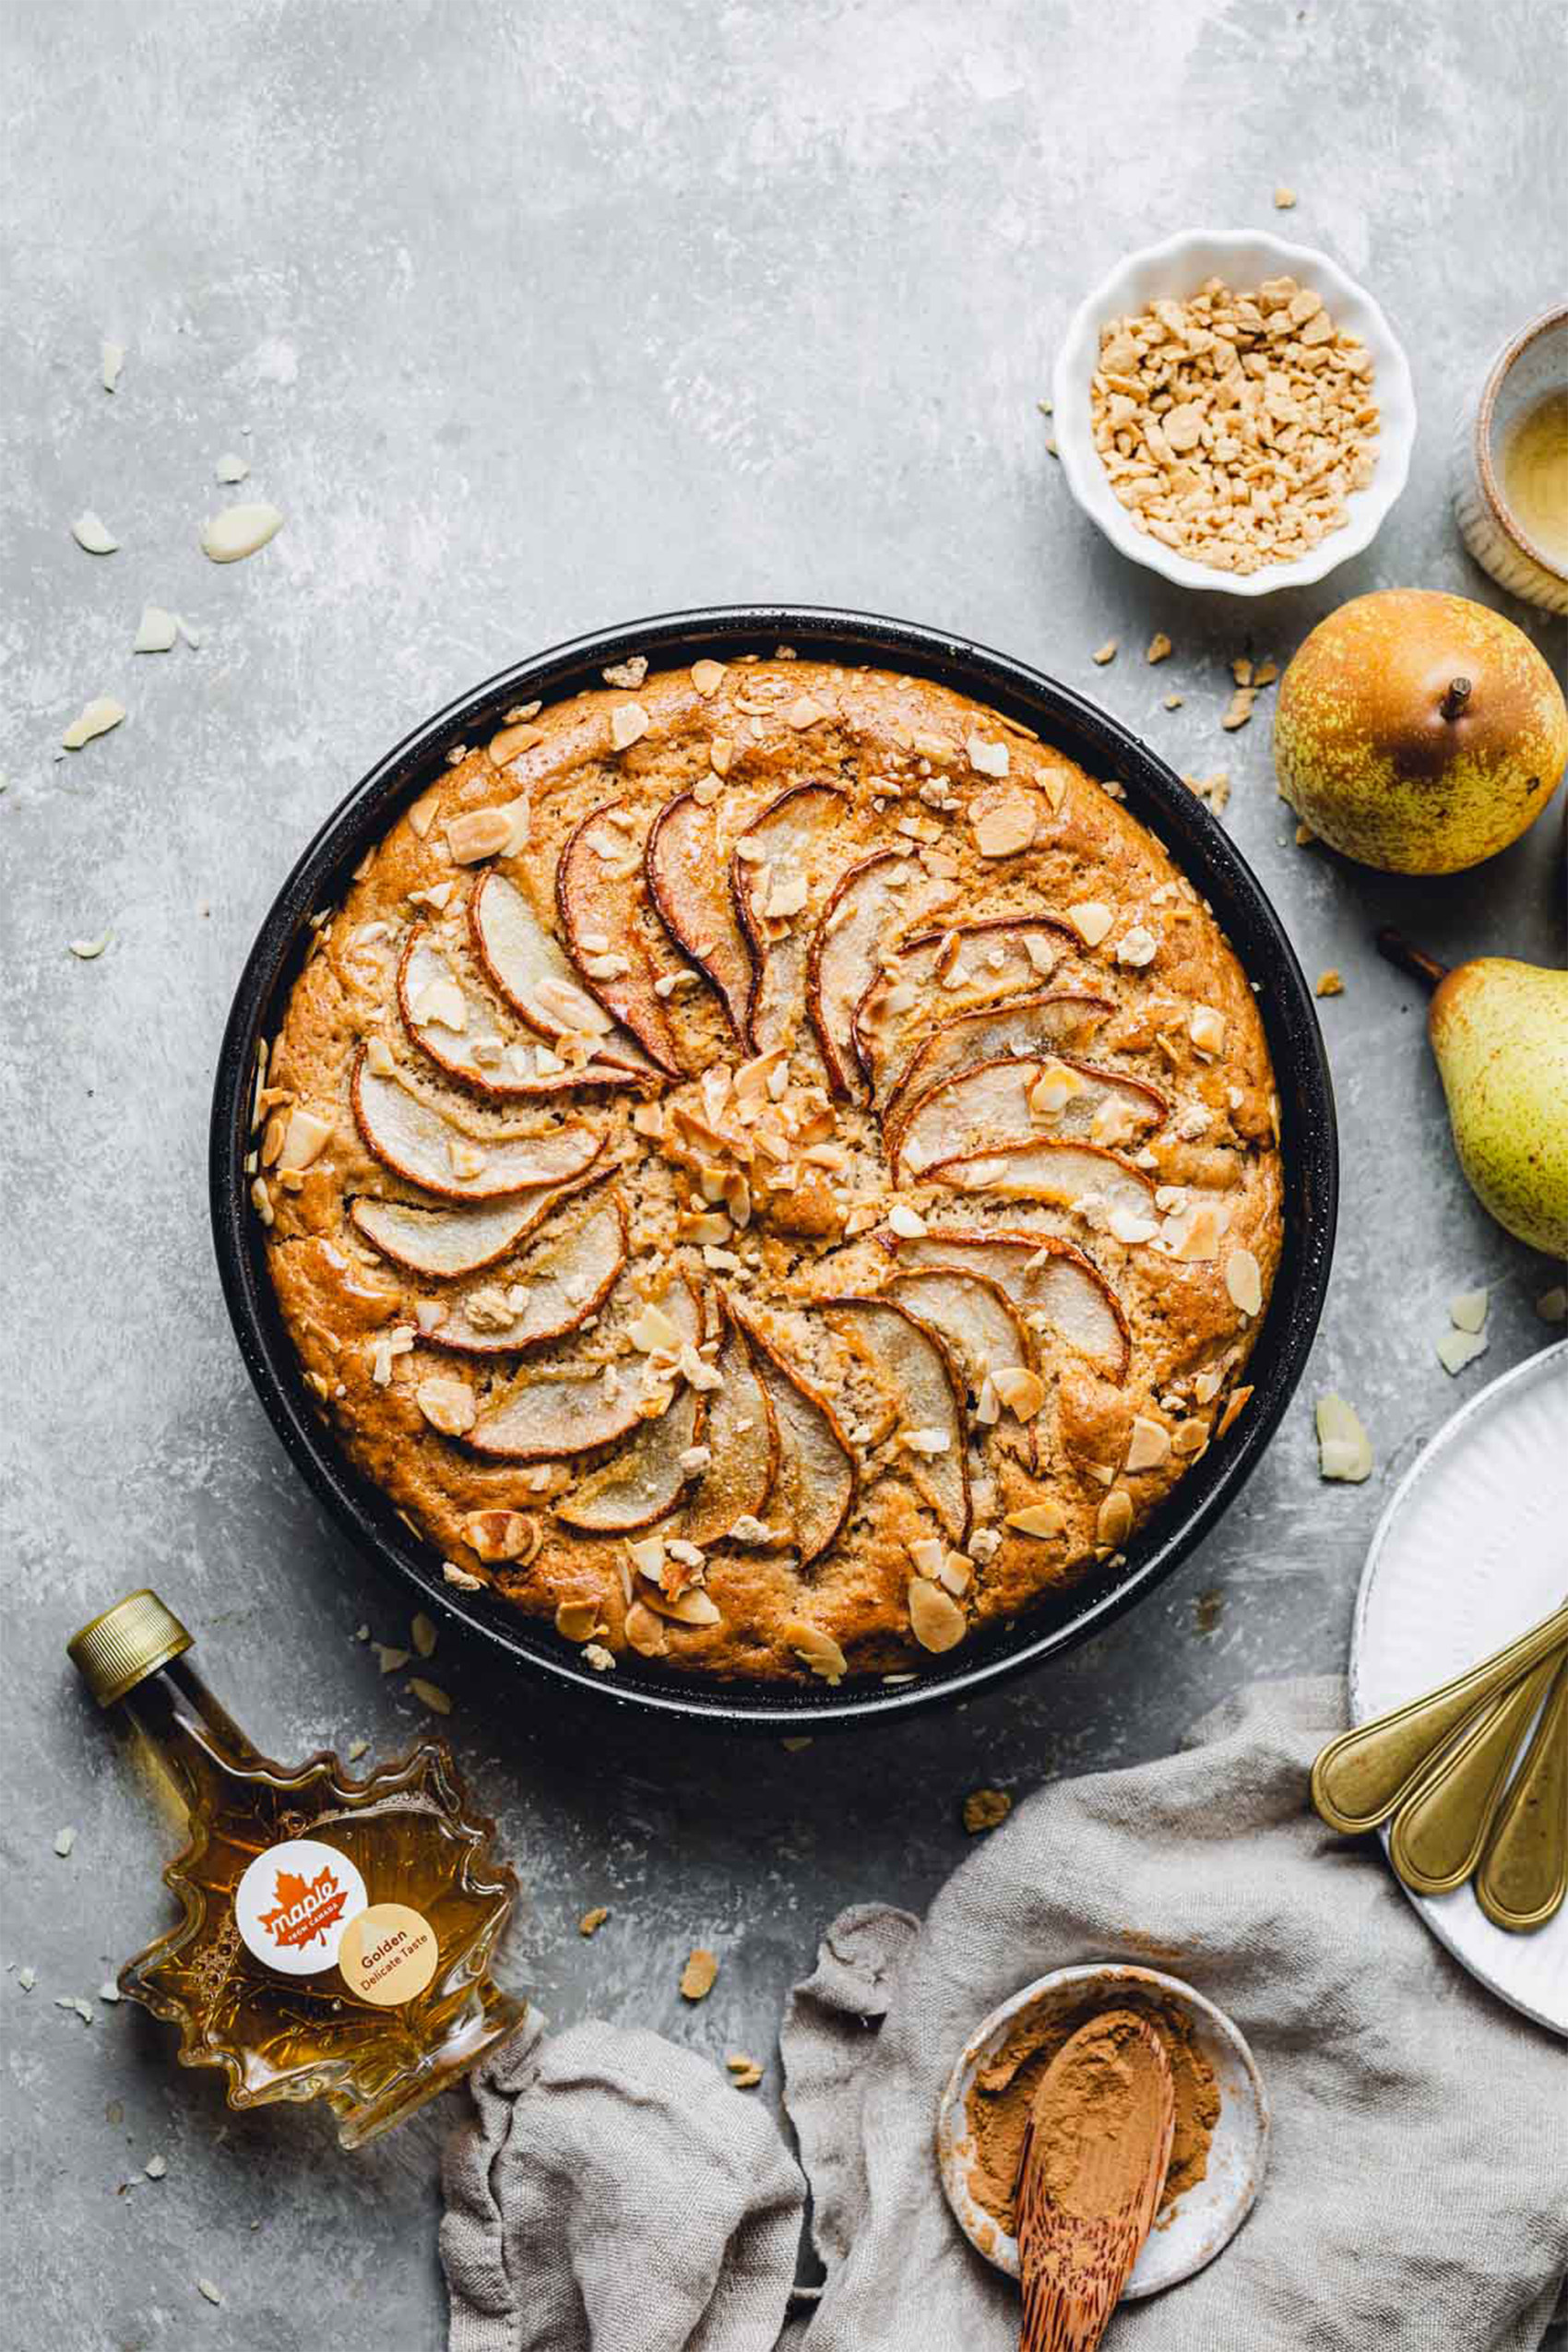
[69,1590,525,2147]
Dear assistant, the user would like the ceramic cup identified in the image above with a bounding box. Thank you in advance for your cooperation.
[1452,306,1568,615]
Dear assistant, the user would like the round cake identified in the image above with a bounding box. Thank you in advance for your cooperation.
[255,653,1283,1686]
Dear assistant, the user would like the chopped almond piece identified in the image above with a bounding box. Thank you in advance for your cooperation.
[610,702,649,751]
[1124,1416,1170,1472]
[1066,901,1113,948]
[1146,634,1172,664]
[680,1948,719,2001]
[1092,640,1118,666]
[1225,1248,1263,1318]
[1004,1501,1066,1538]
[579,1907,610,1937]
[1315,969,1344,998]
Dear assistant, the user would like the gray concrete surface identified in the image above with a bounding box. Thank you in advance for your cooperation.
[4,2,1563,2344]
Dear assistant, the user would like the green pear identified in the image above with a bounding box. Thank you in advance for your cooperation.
[1381,935,1568,1257]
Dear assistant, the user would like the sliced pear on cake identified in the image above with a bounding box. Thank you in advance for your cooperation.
[349,1163,607,1277]
[398,928,641,1100]
[806,850,913,1100]
[884,992,1112,1126]
[854,916,1080,1100]
[880,1267,1033,1394]
[352,1050,605,1201]
[927,1138,1158,1226]
[465,1276,701,1460]
[556,800,685,1076]
[725,1301,855,1566]
[891,1054,1166,1182]
[469,871,658,1077]
[422,1196,627,1355]
[555,1384,702,1533]
[682,1306,779,1546]
[731,782,848,1054]
[877,1226,1130,1382]
[645,790,754,1042]
[822,1296,970,1542]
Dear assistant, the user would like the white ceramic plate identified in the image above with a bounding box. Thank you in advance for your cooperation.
[1051,228,1417,597]
[1350,1341,1568,2037]
[936,1964,1269,2297]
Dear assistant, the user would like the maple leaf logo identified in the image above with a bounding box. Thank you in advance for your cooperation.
[258,1860,350,1952]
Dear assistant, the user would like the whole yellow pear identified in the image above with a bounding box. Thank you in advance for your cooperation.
[1275,589,1567,873]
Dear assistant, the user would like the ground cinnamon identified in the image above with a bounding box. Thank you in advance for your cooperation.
[966,1990,1220,2236]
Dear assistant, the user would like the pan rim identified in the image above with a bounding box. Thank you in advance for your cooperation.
[209,602,1337,1731]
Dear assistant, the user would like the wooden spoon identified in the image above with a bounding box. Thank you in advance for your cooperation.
[1016,2009,1176,2352]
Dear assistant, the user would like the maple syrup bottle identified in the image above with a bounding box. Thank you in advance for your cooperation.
[69,1589,525,2148]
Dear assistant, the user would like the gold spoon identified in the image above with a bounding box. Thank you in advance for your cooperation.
[1389,1653,1563,1896]
[1476,1653,1568,1933]
[1311,1599,1568,1835]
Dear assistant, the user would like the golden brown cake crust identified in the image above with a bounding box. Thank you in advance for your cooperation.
[257,656,1283,1687]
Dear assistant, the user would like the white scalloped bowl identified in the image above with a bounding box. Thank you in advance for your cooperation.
[1051,229,1417,598]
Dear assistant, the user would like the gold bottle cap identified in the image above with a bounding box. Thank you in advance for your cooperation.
[67,1589,193,1708]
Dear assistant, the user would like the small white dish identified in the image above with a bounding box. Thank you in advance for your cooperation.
[1351,1340,1568,2037]
[1051,227,1417,598]
[936,1963,1269,2298]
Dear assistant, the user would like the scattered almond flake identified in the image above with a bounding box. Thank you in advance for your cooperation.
[887,1204,927,1240]
[53,1826,77,1859]
[1221,688,1256,731]
[138,2155,171,2181]
[1225,1248,1262,1318]
[447,1138,487,1182]
[1216,1384,1253,1440]
[602,655,648,689]
[1436,1325,1490,1375]
[1448,1288,1489,1336]
[1125,1415,1171,1472]
[783,694,828,730]
[1252,659,1279,687]
[908,1576,967,1653]
[446,807,515,864]
[196,2280,224,2308]
[503,700,542,725]
[72,508,120,554]
[67,931,113,961]
[55,1996,93,2025]
[1091,639,1118,665]
[609,700,649,752]
[1005,1501,1066,1538]
[786,1619,848,1683]
[970,787,1039,860]
[1184,769,1231,815]
[101,339,125,391]
[1163,692,1183,709]
[691,659,727,697]
[374,1643,410,1674]
[1115,924,1158,968]
[574,1905,612,1940]
[963,1788,1012,1835]
[1315,1393,1372,1483]
[680,1947,719,2001]
[98,1981,121,2002]
[584,950,631,980]
[966,731,1010,777]
[992,1366,1045,1420]
[17,1968,36,1992]
[1536,1286,1568,1324]
[900,1426,951,1457]
[200,502,283,563]
[1108,1205,1159,1245]
[1146,633,1172,664]
[1231,657,1254,688]
[410,1677,451,1715]
[214,452,250,483]
[1097,1490,1134,1547]
[1065,900,1113,948]
[410,1611,438,1659]
[726,2054,764,2088]
[1274,184,1297,208]
[583,1642,616,1672]
[133,604,180,654]
[176,613,203,648]
[1310,967,1345,998]
[62,696,126,751]
[938,1550,974,1597]
[1190,1004,1226,1055]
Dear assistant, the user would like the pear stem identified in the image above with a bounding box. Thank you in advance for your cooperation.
[1440,677,1472,721]
[1376,929,1450,992]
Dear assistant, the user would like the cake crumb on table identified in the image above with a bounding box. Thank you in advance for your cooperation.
[1315,969,1345,997]
[962,1788,1013,1835]
[1092,638,1118,665]
[578,1906,610,1937]
[680,1947,719,2001]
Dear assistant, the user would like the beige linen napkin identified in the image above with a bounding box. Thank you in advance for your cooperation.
[444,1678,1568,2350]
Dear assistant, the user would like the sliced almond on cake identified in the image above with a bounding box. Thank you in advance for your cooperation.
[821,1296,970,1542]
[876,1226,1130,1383]
[731,782,848,1055]
[556,800,685,1076]
[806,850,910,1101]
[422,1196,627,1355]
[555,1385,702,1533]
[349,1163,607,1277]
[891,1054,1166,1182]
[352,1051,606,1200]
[725,1301,856,1566]
[926,1138,1158,1227]
[879,1267,1034,1395]
[398,928,641,1099]
[469,871,658,1075]
[682,1306,779,1546]
[645,789,754,1042]
[883,992,1112,1127]
[854,916,1080,1101]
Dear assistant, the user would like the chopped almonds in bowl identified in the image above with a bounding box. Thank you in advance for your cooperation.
[1051,230,1416,597]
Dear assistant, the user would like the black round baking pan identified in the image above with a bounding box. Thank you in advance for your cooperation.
[210,605,1337,1730]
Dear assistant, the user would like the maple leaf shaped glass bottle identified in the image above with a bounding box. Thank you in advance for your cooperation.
[69,1589,525,2148]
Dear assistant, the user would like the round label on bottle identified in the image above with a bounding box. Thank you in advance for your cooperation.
[338,1904,440,2005]
[234,1838,369,1977]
